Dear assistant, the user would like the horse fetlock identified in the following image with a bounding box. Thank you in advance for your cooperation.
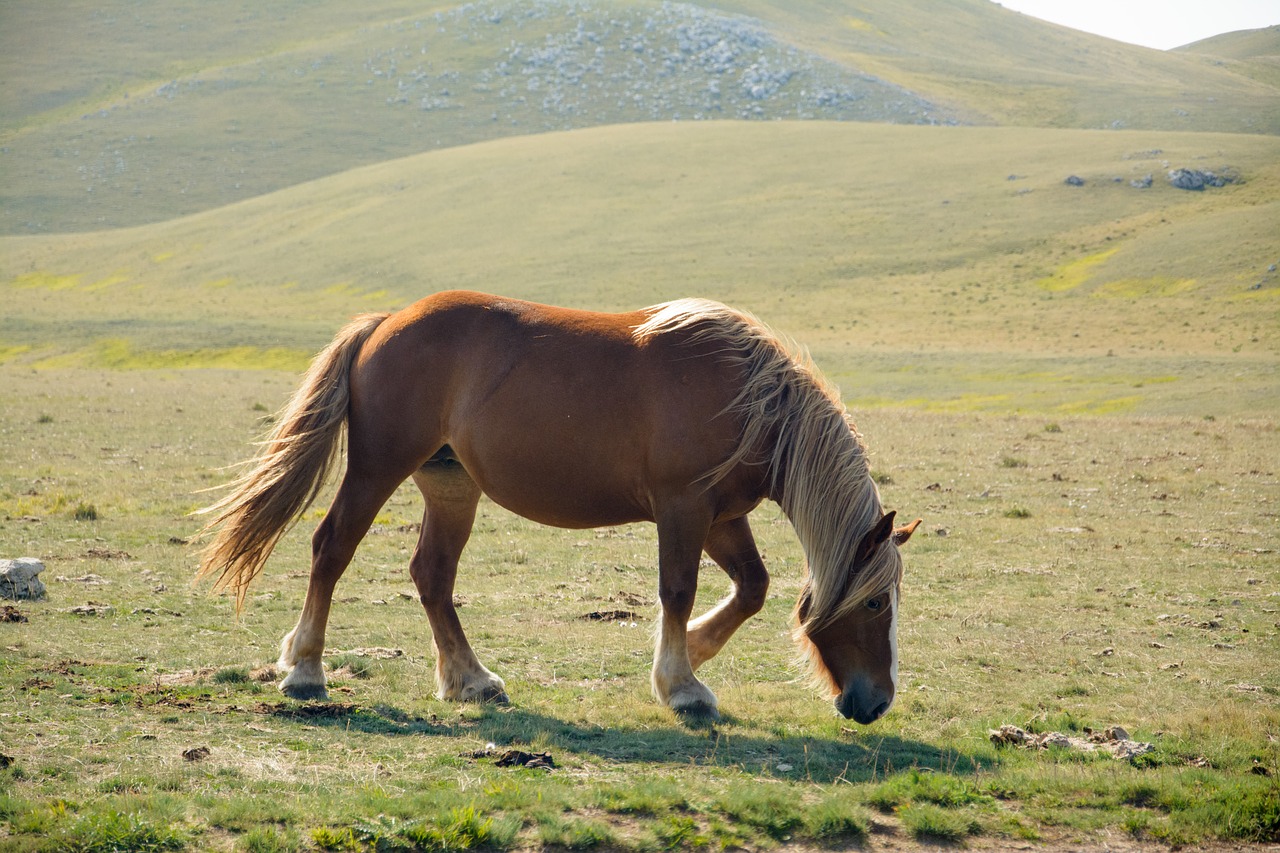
[277,628,300,670]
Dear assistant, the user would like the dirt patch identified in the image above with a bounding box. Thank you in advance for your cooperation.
[182,746,211,761]
[153,667,218,686]
[65,603,113,616]
[324,646,404,659]
[83,548,132,560]
[250,665,281,682]
[578,609,640,622]
[255,701,360,719]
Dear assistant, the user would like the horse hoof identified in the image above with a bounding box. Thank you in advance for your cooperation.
[674,701,720,721]
[477,685,509,705]
[280,681,328,701]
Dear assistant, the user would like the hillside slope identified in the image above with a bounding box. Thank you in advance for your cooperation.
[4,122,1277,415]
[2,0,1276,234]
[1176,24,1280,89]
[714,0,1279,132]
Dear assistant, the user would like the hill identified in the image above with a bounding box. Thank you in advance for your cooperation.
[4,121,1277,416]
[1179,24,1280,60]
[2,0,1277,234]
[1176,24,1280,89]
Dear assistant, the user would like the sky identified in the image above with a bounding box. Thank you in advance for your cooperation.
[992,0,1279,50]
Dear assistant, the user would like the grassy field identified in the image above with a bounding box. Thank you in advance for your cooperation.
[0,360,1277,851]
[4,122,1279,418]
[2,2,1279,849]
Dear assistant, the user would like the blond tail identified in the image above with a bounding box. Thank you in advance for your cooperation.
[195,313,390,610]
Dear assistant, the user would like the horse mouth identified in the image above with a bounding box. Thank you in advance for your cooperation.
[836,684,892,724]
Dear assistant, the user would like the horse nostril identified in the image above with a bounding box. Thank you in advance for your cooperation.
[837,692,891,724]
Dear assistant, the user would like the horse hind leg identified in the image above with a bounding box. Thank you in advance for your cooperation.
[686,516,770,671]
[276,464,407,699]
[410,461,507,704]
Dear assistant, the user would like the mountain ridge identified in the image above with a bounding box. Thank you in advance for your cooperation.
[2,0,1276,235]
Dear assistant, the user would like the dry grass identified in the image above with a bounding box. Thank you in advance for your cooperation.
[0,365,1276,849]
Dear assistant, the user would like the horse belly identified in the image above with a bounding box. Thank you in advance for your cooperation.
[457,430,653,529]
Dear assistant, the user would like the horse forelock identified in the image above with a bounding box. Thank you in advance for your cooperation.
[632,298,891,634]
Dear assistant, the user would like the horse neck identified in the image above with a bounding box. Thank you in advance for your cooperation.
[773,407,883,593]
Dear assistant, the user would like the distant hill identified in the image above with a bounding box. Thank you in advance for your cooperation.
[2,0,1277,234]
[1175,24,1280,90]
[1178,25,1280,60]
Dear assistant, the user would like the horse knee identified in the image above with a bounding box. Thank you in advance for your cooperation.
[658,583,696,620]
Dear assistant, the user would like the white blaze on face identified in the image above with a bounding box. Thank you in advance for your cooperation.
[887,586,899,704]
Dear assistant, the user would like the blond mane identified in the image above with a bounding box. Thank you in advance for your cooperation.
[634,299,898,634]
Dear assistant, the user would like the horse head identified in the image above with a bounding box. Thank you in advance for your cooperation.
[795,511,921,724]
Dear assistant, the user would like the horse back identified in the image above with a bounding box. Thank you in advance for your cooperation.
[347,291,762,526]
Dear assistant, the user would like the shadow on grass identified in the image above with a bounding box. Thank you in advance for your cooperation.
[256,700,980,784]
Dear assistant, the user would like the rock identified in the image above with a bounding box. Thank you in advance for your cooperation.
[0,558,46,600]
[989,724,1030,746]
[1130,174,1153,188]
[1168,168,1236,191]
[1064,175,1085,186]
[990,722,1154,761]
[1113,739,1155,760]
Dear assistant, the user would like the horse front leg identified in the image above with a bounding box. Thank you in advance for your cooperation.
[687,515,770,671]
[652,504,719,718]
[279,470,400,699]
[410,468,507,704]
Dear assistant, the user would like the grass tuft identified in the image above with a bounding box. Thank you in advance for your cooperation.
[56,810,187,853]
[899,803,982,842]
[212,666,251,685]
[535,812,614,849]
[802,794,870,840]
[241,826,305,853]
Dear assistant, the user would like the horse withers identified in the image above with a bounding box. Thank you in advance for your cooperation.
[198,291,920,722]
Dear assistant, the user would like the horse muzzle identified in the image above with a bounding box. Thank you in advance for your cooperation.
[836,677,893,724]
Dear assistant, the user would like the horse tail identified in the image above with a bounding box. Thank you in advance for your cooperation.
[195,312,391,610]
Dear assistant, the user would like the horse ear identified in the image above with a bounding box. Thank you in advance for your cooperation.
[854,510,896,567]
[893,517,923,546]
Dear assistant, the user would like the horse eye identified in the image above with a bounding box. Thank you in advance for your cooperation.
[867,597,881,611]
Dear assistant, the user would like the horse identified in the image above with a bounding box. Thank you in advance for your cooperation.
[197,290,920,722]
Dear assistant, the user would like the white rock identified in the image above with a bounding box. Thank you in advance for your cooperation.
[0,558,47,600]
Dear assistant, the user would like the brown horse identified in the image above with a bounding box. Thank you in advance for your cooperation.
[198,291,919,722]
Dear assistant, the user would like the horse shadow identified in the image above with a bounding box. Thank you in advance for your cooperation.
[262,700,982,784]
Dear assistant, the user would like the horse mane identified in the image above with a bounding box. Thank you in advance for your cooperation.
[633,300,897,637]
